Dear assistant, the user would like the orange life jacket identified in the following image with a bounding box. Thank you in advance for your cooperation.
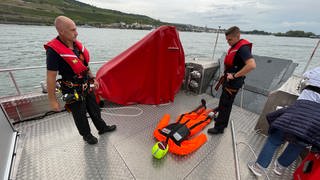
[224,39,252,69]
[153,107,215,155]
[44,37,90,76]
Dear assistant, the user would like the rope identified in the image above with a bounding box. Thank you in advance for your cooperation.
[101,106,143,117]
[235,129,271,180]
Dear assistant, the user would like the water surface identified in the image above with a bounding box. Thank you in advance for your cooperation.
[0,24,319,96]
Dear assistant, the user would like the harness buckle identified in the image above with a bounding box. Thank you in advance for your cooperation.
[66,81,74,88]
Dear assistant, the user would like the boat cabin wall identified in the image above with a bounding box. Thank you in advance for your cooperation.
[182,58,219,95]
[255,75,301,135]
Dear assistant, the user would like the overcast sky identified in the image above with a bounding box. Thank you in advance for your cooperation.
[77,0,320,34]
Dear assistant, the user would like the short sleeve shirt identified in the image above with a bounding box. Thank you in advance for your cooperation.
[233,45,253,70]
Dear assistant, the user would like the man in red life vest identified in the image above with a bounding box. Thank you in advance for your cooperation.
[208,26,256,134]
[45,16,116,144]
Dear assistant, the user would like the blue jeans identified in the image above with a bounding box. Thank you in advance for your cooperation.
[256,129,305,168]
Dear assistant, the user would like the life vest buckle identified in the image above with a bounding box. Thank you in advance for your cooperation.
[82,83,88,91]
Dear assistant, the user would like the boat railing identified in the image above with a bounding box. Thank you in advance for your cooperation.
[0,61,106,99]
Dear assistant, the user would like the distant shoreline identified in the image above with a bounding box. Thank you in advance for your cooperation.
[1,22,318,38]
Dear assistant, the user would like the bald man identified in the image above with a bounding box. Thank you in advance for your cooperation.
[45,16,116,145]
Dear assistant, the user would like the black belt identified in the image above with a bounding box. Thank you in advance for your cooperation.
[57,79,91,88]
[304,85,320,94]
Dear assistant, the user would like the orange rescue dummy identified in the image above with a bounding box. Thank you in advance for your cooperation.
[153,100,217,155]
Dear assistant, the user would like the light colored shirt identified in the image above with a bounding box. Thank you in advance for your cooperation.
[298,67,320,103]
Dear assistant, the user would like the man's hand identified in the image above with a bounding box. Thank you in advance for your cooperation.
[226,58,256,81]
[50,100,61,112]
[226,73,235,81]
[93,78,99,89]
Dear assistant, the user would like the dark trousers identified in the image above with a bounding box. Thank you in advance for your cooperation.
[214,86,239,130]
[68,92,107,136]
[256,129,305,168]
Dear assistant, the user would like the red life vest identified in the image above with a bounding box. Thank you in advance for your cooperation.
[224,39,252,69]
[44,38,90,75]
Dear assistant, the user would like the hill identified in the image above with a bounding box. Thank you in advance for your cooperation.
[0,0,221,32]
[0,0,318,36]
[0,0,164,27]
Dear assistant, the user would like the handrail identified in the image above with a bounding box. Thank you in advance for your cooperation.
[0,66,46,73]
[0,61,106,97]
[212,26,221,61]
[0,61,106,73]
[302,39,320,74]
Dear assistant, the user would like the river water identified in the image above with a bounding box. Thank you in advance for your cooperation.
[0,24,319,97]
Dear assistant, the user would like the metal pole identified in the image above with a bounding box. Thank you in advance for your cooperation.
[9,71,21,96]
[212,26,221,61]
[240,84,244,109]
[231,119,241,180]
[302,39,320,74]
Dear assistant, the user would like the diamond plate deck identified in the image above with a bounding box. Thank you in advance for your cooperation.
[12,92,297,180]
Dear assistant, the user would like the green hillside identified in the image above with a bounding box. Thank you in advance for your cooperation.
[0,0,164,27]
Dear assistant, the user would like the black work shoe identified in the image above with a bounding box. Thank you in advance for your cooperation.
[83,134,98,144]
[98,125,117,135]
[207,127,224,135]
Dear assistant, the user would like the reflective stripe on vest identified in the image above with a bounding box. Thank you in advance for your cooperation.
[44,38,90,75]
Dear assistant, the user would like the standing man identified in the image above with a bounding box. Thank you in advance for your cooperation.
[208,26,256,134]
[45,16,116,144]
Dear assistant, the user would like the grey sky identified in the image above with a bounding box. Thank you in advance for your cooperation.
[77,0,320,34]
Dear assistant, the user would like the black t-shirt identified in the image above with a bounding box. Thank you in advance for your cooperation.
[231,45,253,73]
[46,42,86,81]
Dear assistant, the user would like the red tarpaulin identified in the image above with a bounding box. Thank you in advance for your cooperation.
[95,26,185,105]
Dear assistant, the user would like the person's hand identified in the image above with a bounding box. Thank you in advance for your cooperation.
[93,78,99,89]
[50,100,61,112]
[226,73,235,81]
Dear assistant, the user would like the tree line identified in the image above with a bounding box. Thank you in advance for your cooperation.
[242,30,317,38]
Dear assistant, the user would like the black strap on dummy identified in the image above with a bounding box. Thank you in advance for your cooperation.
[189,116,212,130]
[158,99,207,146]
[160,120,191,146]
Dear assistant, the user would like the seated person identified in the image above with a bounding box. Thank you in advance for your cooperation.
[248,67,320,177]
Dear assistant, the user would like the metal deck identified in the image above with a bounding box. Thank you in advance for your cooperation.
[11,92,298,180]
